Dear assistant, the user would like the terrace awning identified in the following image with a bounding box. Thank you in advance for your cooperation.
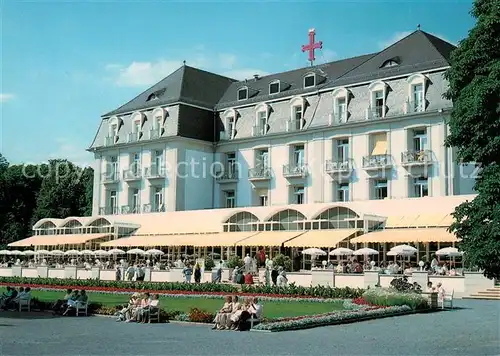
[350,228,459,244]
[235,231,304,247]
[8,233,111,247]
[284,229,361,248]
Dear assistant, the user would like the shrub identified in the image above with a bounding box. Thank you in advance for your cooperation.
[188,308,214,323]
[226,256,244,269]
[204,257,215,271]
[272,254,293,272]
[362,288,429,310]
[390,277,422,293]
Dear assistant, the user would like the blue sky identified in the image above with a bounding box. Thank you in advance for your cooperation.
[0,0,475,167]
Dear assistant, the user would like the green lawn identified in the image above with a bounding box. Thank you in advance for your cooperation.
[2,288,344,319]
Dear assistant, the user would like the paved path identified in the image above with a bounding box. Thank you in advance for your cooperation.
[1,300,499,355]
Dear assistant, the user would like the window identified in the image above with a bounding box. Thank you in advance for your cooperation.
[412,84,424,112]
[413,176,429,197]
[131,188,140,211]
[269,81,280,95]
[413,129,427,151]
[259,195,268,207]
[225,191,235,208]
[337,183,349,202]
[155,117,162,130]
[226,152,237,174]
[131,153,140,173]
[381,59,399,68]
[153,187,163,211]
[109,156,118,176]
[293,186,304,204]
[133,121,141,133]
[293,106,303,129]
[154,150,163,170]
[373,90,384,117]
[293,145,305,167]
[336,97,347,122]
[374,180,388,200]
[304,74,315,88]
[337,139,349,162]
[258,111,267,135]
[237,88,248,101]
[110,124,118,137]
[109,191,118,214]
[257,149,269,168]
[227,117,235,139]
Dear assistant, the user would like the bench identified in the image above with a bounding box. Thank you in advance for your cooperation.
[439,289,454,309]
[249,314,261,328]
[18,297,31,312]
[75,301,88,316]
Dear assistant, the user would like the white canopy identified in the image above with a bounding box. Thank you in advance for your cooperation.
[93,250,110,256]
[10,250,25,255]
[329,248,354,256]
[390,244,418,253]
[353,248,379,256]
[387,250,415,256]
[108,249,126,255]
[127,248,146,255]
[436,247,463,257]
[0,250,11,255]
[301,248,327,256]
[50,250,65,256]
[80,249,94,255]
[145,249,164,256]
[64,250,81,256]
[23,250,36,256]
[35,249,51,255]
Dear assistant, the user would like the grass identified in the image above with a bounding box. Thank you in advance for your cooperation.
[1,288,345,319]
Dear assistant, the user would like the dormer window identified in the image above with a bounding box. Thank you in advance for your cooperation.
[110,124,118,137]
[147,88,166,102]
[237,87,248,101]
[367,81,388,119]
[269,81,280,95]
[147,93,159,101]
[381,57,400,68]
[106,116,122,145]
[304,74,315,88]
[406,74,428,114]
[227,117,236,139]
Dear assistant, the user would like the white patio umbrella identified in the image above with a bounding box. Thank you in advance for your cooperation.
[79,249,94,255]
[64,249,80,256]
[390,244,418,253]
[50,250,65,256]
[301,248,327,256]
[127,248,146,255]
[353,248,379,256]
[23,250,36,256]
[35,249,50,255]
[9,250,25,255]
[145,249,164,256]
[387,250,415,256]
[329,248,354,256]
[0,250,11,255]
[93,250,110,257]
[436,247,463,257]
[108,249,126,255]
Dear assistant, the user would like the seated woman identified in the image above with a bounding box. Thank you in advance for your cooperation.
[128,293,150,322]
[53,289,73,314]
[139,294,159,323]
[62,290,80,315]
[116,293,139,322]
[212,295,233,330]
[248,297,263,319]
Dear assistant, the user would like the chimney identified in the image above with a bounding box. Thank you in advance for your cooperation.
[254,74,260,80]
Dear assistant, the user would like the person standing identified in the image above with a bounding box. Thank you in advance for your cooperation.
[194,263,202,283]
[183,264,193,283]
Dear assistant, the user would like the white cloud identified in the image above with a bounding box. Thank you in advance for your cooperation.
[378,31,412,49]
[107,60,185,87]
[321,49,337,62]
[218,53,237,69]
[49,138,93,168]
[0,93,15,103]
[221,69,269,81]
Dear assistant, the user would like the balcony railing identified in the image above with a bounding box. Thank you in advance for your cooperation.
[332,112,348,124]
[99,206,119,215]
[121,205,141,214]
[149,129,162,140]
[123,168,142,181]
[145,165,167,178]
[143,203,166,213]
[102,171,119,183]
[105,136,118,146]
[401,150,433,165]
[248,167,272,180]
[128,132,140,143]
[405,100,425,114]
[325,159,352,173]
[252,125,268,136]
[219,130,235,141]
[215,169,239,182]
[286,118,305,132]
[362,154,393,169]
[283,164,308,178]
[366,105,384,120]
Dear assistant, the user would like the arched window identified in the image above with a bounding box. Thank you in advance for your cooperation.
[267,209,306,231]
[312,206,359,229]
[224,211,259,232]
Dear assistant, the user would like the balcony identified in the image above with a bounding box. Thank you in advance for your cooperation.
[99,206,119,215]
[283,164,308,178]
[219,130,234,141]
[120,205,141,214]
[365,106,384,120]
[252,125,269,137]
[362,154,393,170]
[286,118,305,132]
[145,165,167,179]
[128,132,140,143]
[149,129,162,140]
[330,112,348,125]
[102,172,119,184]
[248,167,272,181]
[143,203,166,213]
[404,100,425,114]
[215,169,239,183]
[401,150,433,166]
[105,136,118,146]
[325,159,353,175]
[123,168,142,181]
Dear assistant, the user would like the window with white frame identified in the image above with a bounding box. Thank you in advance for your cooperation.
[293,106,303,129]
[413,129,427,152]
[108,156,118,177]
[413,176,429,197]
[259,194,268,207]
[374,179,388,200]
[110,123,118,137]
[257,149,269,168]
[226,152,237,175]
[226,117,235,139]
[153,187,163,211]
[257,110,267,135]
[130,153,140,174]
[381,59,399,68]
[293,186,304,204]
[336,138,349,162]
[269,81,280,95]
[131,188,140,211]
[336,183,349,202]
[412,83,424,112]
[373,90,384,117]
[133,120,141,133]
[225,191,235,208]
[336,97,347,122]
[153,150,163,173]
[155,116,163,130]
[304,74,315,88]
[293,145,305,167]
[109,190,118,214]
[237,87,248,101]
[367,81,387,119]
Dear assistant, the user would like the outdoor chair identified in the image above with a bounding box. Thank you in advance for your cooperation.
[148,307,160,323]
[75,301,88,316]
[19,298,31,312]
[439,290,454,309]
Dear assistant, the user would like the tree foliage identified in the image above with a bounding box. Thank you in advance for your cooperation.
[0,155,93,248]
[444,0,500,279]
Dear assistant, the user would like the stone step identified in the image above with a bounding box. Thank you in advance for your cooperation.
[463,295,500,300]
[482,290,500,294]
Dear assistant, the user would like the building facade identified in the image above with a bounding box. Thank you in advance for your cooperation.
[88,30,476,217]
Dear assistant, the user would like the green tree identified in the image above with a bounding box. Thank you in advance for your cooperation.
[444,0,500,279]
[0,153,8,174]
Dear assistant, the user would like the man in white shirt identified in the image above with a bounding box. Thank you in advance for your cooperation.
[244,254,252,273]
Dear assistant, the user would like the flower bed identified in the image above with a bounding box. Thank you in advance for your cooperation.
[253,305,412,332]
[362,288,429,310]
[0,277,363,299]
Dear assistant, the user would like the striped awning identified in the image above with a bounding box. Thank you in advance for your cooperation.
[8,233,111,247]
[235,231,304,247]
[284,229,361,248]
[350,228,459,244]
